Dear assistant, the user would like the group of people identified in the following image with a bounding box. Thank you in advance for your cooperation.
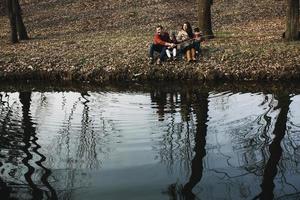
[149,22,203,65]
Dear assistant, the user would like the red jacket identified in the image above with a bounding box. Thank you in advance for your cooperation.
[153,32,170,46]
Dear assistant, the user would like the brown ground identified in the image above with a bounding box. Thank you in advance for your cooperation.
[0,0,299,83]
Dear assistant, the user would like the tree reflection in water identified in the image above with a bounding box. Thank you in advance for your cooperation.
[0,91,118,199]
[77,92,100,170]
[151,88,209,199]
[181,92,209,200]
[151,88,300,200]
[151,89,195,175]
[20,92,44,199]
[253,92,291,199]
[0,92,57,199]
[0,93,14,199]
[1,86,300,200]
[43,91,118,199]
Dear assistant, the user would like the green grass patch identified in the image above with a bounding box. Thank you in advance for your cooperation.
[214,31,233,38]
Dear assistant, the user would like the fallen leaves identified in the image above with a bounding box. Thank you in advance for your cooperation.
[0,0,299,83]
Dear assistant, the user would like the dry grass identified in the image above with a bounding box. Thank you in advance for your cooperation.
[0,0,299,82]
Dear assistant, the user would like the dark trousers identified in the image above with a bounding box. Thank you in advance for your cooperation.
[194,42,201,55]
[149,44,167,61]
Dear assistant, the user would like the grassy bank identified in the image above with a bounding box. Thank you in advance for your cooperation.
[0,0,299,83]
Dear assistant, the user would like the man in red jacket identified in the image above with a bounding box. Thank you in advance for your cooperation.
[149,25,176,64]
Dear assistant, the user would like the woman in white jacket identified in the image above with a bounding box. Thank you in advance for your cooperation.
[176,22,196,62]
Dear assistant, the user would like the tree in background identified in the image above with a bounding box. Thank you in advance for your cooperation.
[0,0,6,16]
[197,0,214,39]
[6,0,29,43]
[285,0,299,41]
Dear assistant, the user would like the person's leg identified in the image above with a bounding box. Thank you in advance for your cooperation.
[186,49,191,62]
[150,44,163,57]
[194,42,200,54]
[172,48,177,59]
[178,48,185,60]
[149,44,163,64]
[149,43,155,59]
[166,49,171,58]
[191,48,196,61]
[159,46,167,61]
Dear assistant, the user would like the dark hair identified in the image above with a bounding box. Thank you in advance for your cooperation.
[156,25,163,29]
[194,27,200,32]
[182,22,193,38]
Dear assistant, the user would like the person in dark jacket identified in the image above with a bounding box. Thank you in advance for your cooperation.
[193,27,204,57]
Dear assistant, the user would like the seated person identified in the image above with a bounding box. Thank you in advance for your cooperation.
[149,25,176,64]
[177,22,196,62]
[194,28,204,55]
[193,27,203,56]
[166,31,178,61]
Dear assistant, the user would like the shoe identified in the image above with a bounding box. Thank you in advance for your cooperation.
[148,57,154,64]
[156,58,161,65]
[173,57,177,61]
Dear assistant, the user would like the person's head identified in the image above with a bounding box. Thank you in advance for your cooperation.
[171,31,176,38]
[182,22,193,38]
[156,25,163,35]
[182,22,192,31]
[182,23,188,31]
[194,27,200,33]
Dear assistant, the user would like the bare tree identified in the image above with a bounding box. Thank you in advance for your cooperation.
[285,0,299,41]
[0,0,6,16]
[197,0,214,39]
[6,0,29,43]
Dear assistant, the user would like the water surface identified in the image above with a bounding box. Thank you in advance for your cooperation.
[0,83,300,200]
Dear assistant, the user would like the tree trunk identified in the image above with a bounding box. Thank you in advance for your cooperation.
[7,0,18,43]
[285,0,299,41]
[198,0,214,39]
[6,0,29,43]
[14,0,29,40]
[0,0,6,16]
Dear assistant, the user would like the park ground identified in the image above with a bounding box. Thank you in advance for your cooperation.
[0,0,300,83]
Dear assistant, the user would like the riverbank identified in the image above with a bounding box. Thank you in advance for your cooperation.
[0,0,299,83]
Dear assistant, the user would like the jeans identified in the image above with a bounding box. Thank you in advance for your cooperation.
[194,42,201,55]
[149,44,167,61]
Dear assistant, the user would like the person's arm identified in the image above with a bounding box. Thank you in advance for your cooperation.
[154,34,166,46]
[154,34,174,47]
[177,31,191,42]
[176,31,183,43]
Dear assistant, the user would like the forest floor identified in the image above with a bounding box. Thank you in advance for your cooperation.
[0,0,300,83]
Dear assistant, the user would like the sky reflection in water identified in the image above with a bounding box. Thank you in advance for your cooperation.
[0,85,300,200]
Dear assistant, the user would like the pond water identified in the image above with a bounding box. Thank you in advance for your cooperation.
[0,83,300,200]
